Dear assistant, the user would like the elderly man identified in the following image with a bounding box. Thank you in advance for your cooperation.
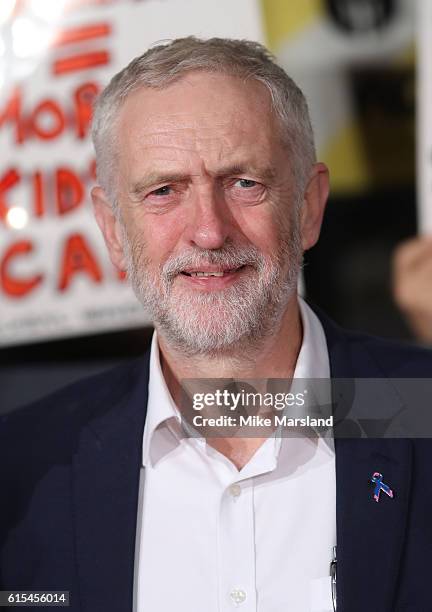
[1,37,432,612]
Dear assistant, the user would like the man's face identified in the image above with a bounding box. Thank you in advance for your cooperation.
[93,71,327,355]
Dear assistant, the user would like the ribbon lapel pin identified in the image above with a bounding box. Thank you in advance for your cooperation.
[371,472,394,502]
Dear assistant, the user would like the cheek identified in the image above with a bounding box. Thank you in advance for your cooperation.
[233,205,283,254]
[126,214,186,265]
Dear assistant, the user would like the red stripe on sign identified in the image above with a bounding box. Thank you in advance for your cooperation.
[53,50,110,75]
[53,23,111,46]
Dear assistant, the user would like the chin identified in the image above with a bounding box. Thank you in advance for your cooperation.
[158,297,282,356]
[155,301,252,353]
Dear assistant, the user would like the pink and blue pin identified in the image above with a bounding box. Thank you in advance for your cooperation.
[371,472,394,502]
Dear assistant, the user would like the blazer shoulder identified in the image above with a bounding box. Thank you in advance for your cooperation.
[2,356,147,422]
[342,327,432,377]
[0,355,149,470]
[312,302,432,377]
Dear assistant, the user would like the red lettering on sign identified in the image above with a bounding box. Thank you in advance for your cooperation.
[0,89,25,144]
[58,233,102,291]
[53,22,111,46]
[53,50,110,76]
[1,240,43,297]
[32,171,45,217]
[29,99,66,140]
[74,81,99,139]
[56,168,84,215]
[0,83,103,144]
[0,168,20,222]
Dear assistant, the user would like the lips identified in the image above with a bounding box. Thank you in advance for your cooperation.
[181,265,245,277]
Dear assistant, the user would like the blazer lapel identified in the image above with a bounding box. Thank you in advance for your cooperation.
[335,437,412,612]
[316,308,413,612]
[72,355,150,612]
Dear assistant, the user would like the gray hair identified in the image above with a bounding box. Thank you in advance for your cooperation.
[91,36,316,207]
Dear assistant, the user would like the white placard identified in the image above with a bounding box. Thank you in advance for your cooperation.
[417,0,432,233]
[0,0,264,347]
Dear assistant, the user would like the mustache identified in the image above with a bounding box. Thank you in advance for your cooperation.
[162,244,265,280]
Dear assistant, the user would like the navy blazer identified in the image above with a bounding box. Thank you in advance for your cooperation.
[1,309,432,612]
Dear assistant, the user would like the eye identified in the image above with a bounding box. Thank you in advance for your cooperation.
[143,182,186,210]
[150,185,172,196]
[234,179,257,188]
[229,178,265,205]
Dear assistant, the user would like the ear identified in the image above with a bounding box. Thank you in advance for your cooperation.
[299,162,330,251]
[91,186,127,271]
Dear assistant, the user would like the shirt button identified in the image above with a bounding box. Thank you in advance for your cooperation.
[229,484,241,498]
[230,588,247,605]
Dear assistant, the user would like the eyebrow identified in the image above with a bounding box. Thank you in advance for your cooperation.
[129,173,189,199]
[129,164,277,199]
[213,164,277,181]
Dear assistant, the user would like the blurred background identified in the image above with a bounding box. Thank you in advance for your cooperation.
[1,0,431,412]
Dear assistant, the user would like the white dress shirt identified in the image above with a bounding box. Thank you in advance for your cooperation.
[135,298,336,612]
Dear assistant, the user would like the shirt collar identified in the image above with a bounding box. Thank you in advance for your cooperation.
[142,297,330,467]
[142,332,183,467]
[295,296,330,379]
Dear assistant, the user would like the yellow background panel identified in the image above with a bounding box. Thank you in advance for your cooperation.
[260,0,415,193]
[321,122,370,193]
[260,0,324,49]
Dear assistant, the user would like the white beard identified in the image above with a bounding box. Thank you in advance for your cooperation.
[122,220,303,356]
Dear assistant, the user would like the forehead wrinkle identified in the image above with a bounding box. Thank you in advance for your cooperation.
[126,136,261,174]
[132,141,240,155]
[131,128,249,152]
[129,110,237,130]
[126,120,237,152]
[124,114,270,164]
[127,110,258,146]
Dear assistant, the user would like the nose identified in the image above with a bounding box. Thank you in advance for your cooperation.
[185,185,233,250]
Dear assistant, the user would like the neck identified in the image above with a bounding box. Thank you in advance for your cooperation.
[156,296,303,469]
